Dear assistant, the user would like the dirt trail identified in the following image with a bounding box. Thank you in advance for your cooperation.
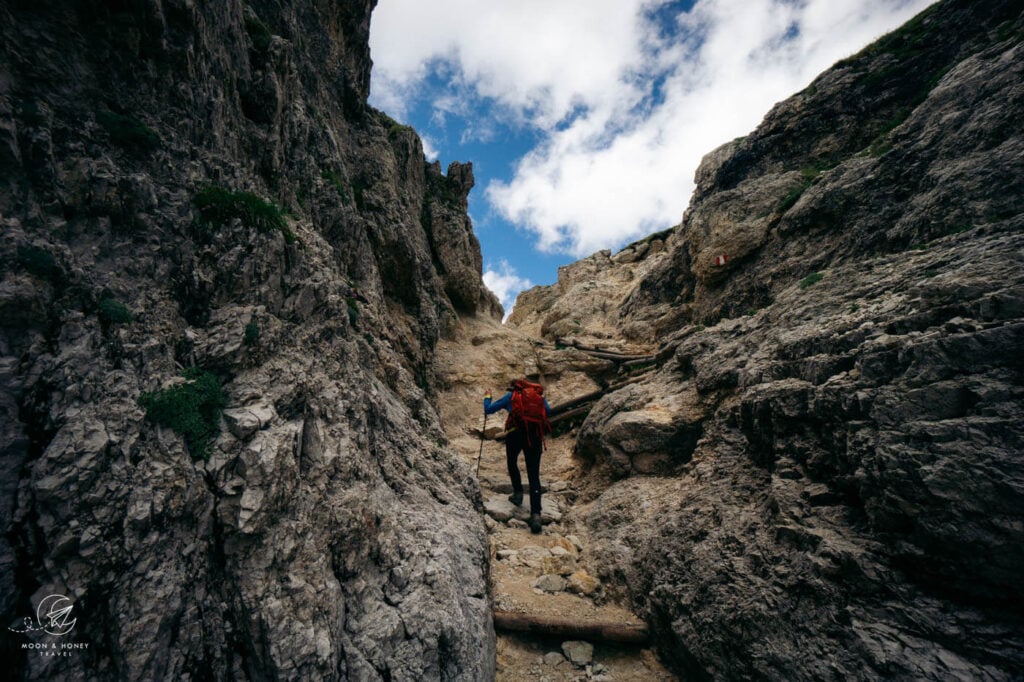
[437,317,676,681]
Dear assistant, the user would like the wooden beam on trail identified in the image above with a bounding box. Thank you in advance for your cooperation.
[554,338,655,363]
[583,350,655,362]
[548,404,593,427]
[547,388,606,417]
[547,373,653,418]
[493,611,650,645]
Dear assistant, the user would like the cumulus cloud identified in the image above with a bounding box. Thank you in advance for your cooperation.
[371,0,936,257]
[420,134,440,162]
[482,261,533,319]
[371,0,657,125]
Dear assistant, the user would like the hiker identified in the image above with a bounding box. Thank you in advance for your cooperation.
[484,380,551,534]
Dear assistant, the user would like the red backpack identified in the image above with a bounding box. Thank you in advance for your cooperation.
[508,379,551,447]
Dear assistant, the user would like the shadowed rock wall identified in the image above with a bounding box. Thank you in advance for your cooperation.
[0,0,497,679]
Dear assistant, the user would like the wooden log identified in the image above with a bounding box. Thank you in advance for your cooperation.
[554,337,654,361]
[466,426,507,441]
[493,611,649,645]
[548,404,593,426]
[621,356,657,369]
[547,388,605,417]
[547,373,654,420]
[578,349,653,362]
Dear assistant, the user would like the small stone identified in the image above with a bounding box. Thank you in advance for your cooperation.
[549,480,569,492]
[389,567,408,590]
[542,553,577,576]
[566,570,601,596]
[223,405,275,439]
[543,652,565,666]
[508,518,528,529]
[550,537,579,558]
[484,495,517,522]
[566,535,584,552]
[519,545,552,568]
[803,482,839,506]
[561,640,594,667]
[540,507,562,523]
[496,549,518,561]
[532,574,566,593]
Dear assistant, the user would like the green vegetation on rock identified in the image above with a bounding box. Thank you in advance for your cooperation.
[98,297,133,324]
[799,272,825,289]
[388,123,415,139]
[139,368,227,460]
[244,319,260,346]
[346,296,360,327]
[16,245,60,281]
[778,179,812,213]
[778,163,838,212]
[245,15,272,53]
[194,186,295,242]
[838,3,941,68]
[321,170,350,204]
[97,110,159,150]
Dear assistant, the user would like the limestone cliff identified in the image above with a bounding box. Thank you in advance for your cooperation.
[512,0,1024,678]
[507,228,671,348]
[1,1,498,679]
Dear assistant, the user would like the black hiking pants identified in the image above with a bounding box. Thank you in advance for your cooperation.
[506,427,543,515]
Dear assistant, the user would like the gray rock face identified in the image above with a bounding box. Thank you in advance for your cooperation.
[0,1,496,679]
[513,1,1024,680]
[629,0,1024,331]
[508,234,671,346]
[423,160,503,318]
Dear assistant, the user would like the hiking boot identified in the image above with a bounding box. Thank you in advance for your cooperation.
[529,513,542,534]
[508,492,523,506]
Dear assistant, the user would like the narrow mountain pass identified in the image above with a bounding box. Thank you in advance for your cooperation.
[436,315,675,681]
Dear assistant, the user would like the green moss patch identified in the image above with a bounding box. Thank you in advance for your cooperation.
[139,368,227,460]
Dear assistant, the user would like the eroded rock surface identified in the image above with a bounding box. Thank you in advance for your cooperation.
[0,1,497,679]
[511,1,1024,679]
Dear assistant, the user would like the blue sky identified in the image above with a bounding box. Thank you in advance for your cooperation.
[368,0,935,315]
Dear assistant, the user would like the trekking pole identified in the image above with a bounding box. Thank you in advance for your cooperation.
[475,411,488,478]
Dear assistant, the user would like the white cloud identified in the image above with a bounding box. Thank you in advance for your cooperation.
[371,0,659,127]
[420,134,440,162]
[482,261,533,320]
[371,0,937,257]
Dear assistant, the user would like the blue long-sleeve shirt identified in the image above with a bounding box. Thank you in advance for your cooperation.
[484,392,551,415]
